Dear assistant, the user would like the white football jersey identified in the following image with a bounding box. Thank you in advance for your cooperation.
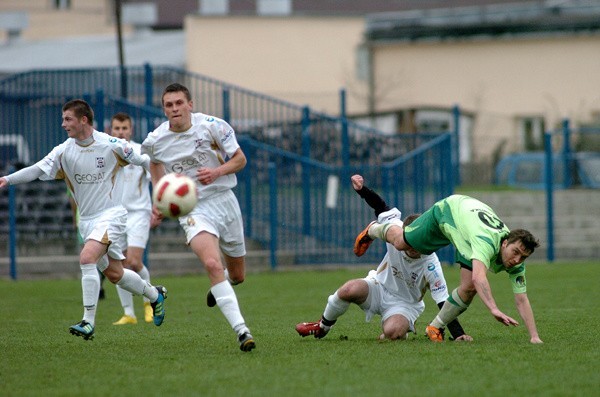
[117,140,151,213]
[36,130,149,218]
[371,208,449,306]
[374,248,449,306]
[142,113,240,199]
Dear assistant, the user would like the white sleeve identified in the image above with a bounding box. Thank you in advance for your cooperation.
[424,255,450,304]
[111,138,151,170]
[4,164,45,185]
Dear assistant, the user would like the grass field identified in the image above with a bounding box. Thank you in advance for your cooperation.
[1,261,598,396]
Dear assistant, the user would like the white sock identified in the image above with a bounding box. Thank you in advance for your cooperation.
[117,268,158,302]
[368,222,392,241]
[115,285,136,317]
[137,266,151,303]
[322,291,351,323]
[431,288,469,328]
[211,280,248,335]
[80,264,100,326]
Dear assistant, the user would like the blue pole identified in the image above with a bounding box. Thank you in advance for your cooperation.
[544,132,555,262]
[268,162,278,270]
[8,177,17,280]
[562,119,571,188]
[144,63,153,107]
[340,89,349,170]
[452,105,461,186]
[95,89,105,131]
[222,89,231,123]
[301,107,311,235]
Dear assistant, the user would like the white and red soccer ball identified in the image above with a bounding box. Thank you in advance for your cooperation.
[153,173,197,218]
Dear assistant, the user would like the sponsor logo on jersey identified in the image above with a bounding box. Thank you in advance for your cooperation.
[109,137,118,143]
[205,117,215,122]
[515,275,526,287]
[96,157,105,168]
[427,263,435,271]
[74,172,105,184]
[431,280,447,293]
[123,144,133,158]
[221,129,234,143]
[171,157,202,173]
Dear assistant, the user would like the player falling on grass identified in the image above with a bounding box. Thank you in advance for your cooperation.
[141,83,255,352]
[354,193,543,344]
[296,174,472,341]
[109,112,155,326]
[0,99,167,341]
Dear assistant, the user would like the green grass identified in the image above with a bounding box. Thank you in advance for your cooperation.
[1,262,598,396]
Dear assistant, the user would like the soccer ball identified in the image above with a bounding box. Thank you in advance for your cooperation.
[153,173,197,218]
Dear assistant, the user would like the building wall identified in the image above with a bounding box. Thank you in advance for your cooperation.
[372,35,600,159]
[185,15,600,161]
[185,15,366,114]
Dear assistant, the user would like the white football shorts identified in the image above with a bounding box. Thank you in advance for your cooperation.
[78,206,127,261]
[360,276,424,333]
[125,208,151,249]
[179,189,246,257]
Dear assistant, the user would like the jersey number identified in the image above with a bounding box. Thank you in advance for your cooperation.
[478,211,504,230]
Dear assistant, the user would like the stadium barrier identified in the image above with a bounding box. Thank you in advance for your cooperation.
[0,66,457,278]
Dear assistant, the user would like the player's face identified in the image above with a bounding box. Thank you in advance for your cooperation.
[500,239,531,268]
[62,109,87,139]
[110,119,132,141]
[162,91,193,132]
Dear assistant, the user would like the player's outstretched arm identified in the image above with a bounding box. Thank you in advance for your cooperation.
[514,292,543,344]
[472,260,519,326]
[351,174,390,216]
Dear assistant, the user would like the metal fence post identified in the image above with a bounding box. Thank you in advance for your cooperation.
[562,118,572,188]
[340,88,349,171]
[452,105,461,186]
[8,167,17,280]
[268,162,278,270]
[544,132,555,262]
[144,63,153,107]
[95,89,105,131]
[222,88,230,123]
[301,106,311,235]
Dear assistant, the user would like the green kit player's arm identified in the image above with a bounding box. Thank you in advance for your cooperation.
[472,259,519,327]
[514,293,543,344]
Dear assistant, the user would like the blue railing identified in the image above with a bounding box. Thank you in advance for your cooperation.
[0,65,457,277]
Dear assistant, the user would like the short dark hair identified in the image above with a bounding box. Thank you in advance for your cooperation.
[62,99,94,125]
[506,229,540,254]
[111,112,131,124]
[162,83,191,105]
[403,213,421,227]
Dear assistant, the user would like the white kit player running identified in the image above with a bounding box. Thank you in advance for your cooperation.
[142,83,255,352]
[0,100,167,341]
[296,174,471,341]
[109,113,155,325]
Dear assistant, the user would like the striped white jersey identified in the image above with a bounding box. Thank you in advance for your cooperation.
[141,113,240,200]
[36,130,149,218]
[117,140,151,213]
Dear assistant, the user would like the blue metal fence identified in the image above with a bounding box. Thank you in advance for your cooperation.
[0,65,457,277]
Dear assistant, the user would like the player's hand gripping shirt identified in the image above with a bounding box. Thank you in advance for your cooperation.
[141,113,240,200]
[36,130,150,218]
